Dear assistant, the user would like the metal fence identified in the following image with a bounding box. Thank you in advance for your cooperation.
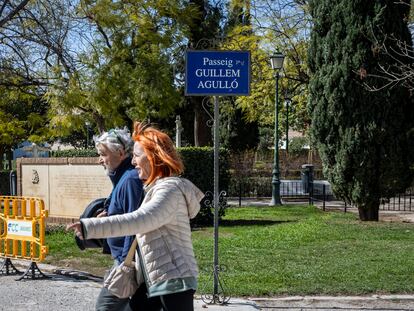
[380,189,413,212]
[228,179,334,198]
[310,186,414,213]
[228,177,272,200]
[228,178,335,206]
[308,182,336,210]
[228,177,414,212]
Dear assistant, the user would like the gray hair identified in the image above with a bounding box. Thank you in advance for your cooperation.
[93,127,134,155]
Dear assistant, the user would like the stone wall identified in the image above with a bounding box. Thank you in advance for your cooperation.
[17,157,112,223]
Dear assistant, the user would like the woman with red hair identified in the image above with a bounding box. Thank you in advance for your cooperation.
[68,122,204,311]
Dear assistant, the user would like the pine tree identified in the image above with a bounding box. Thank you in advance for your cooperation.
[308,0,414,220]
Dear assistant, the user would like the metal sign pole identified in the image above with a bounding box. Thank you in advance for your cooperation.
[184,47,251,305]
[213,95,220,302]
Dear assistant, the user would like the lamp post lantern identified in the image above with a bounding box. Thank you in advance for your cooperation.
[269,52,285,206]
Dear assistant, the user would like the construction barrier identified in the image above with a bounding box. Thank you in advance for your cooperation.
[0,196,49,279]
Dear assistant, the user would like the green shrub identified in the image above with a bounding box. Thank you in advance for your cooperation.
[288,137,309,156]
[51,148,98,157]
[179,147,229,192]
[179,147,230,227]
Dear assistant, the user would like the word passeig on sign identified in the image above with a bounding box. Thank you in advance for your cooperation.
[185,50,251,96]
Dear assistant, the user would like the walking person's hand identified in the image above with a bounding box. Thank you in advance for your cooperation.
[66,222,84,240]
[97,210,108,218]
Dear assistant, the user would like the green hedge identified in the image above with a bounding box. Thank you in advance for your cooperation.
[179,147,230,227]
[179,147,230,192]
[51,148,98,157]
[52,146,230,227]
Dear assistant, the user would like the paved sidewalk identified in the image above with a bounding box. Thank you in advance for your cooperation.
[1,268,414,310]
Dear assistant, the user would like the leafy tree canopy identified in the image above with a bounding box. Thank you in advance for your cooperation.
[0,85,50,156]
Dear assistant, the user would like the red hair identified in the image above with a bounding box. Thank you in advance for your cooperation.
[132,122,184,185]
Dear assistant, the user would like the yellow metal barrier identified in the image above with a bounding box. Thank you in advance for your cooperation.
[0,196,48,262]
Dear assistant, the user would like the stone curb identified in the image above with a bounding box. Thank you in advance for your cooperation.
[53,268,103,282]
[250,295,414,301]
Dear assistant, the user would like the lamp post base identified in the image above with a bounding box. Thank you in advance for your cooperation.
[269,198,282,206]
[270,180,282,206]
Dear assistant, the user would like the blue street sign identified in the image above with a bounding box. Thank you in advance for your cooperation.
[185,50,251,96]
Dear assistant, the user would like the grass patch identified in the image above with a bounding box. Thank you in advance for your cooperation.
[194,205,414,296]
[44,205,414,296]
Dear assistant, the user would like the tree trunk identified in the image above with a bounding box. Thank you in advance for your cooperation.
[93,112,106,134]
[7,150,13,170]
[193,99,212,147]
[357,201,379,221]
[0,146,4,169]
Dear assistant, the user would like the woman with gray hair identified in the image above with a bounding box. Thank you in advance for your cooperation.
[92,127,144,311]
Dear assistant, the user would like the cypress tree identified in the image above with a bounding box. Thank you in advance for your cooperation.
[308,0,414,220]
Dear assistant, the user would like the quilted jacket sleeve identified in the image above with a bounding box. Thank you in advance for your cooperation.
[81,184,182,239]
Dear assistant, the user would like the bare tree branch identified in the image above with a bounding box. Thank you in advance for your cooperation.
[0,0,30,28]
[362,26,414,92]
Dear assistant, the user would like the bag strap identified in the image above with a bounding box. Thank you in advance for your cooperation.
[124,237,137,267]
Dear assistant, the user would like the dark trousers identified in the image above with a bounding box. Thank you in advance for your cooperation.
[95,287,132,311]
[129,283,195,311]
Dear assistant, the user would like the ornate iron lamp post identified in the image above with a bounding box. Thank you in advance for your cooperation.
[269,52,285,206]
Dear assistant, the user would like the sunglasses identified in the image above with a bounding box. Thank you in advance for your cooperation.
[108,129,126,148]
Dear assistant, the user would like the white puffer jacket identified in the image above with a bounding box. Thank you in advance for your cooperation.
[81,177,204,292]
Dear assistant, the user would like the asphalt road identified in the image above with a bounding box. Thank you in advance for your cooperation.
[0,274,100,311]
